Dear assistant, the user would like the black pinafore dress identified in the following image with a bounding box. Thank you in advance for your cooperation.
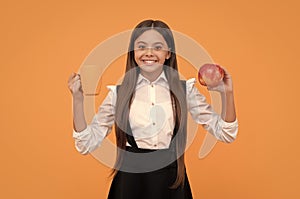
[107,129,193,199]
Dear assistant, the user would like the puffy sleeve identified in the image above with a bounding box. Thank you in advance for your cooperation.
[186,78,238,143]
[72,85,117,154]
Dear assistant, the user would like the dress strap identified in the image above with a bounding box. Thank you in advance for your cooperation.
[126,120,139,148]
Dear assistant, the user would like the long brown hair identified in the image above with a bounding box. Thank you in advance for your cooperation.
[112,19,187,188]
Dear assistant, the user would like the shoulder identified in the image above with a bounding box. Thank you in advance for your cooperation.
[106,85,117,98]
[106,85,117,93]
[185,78,196,93]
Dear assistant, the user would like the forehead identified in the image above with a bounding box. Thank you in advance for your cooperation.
[135,29,167,44]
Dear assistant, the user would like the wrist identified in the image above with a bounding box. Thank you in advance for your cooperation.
[220,90,234,99]
[221,86,234,94]
[72,92,84,101]
[225,89,234,95]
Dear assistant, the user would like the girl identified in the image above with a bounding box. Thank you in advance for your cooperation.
[68,19,238,199]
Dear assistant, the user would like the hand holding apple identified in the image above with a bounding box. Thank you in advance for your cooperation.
[198,64,224,87]
[198,64,233,93]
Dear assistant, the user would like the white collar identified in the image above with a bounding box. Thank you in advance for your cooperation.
[136,70,169,89]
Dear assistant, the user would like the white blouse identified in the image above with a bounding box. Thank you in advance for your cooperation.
[73,72,238,154]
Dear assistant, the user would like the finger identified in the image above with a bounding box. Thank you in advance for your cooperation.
[68,82,81,93]
[68,73,80,87]
[69,75,81,86]
[207,86,217,91]
[74,74,81,81]
[69,73,81,83]
[68,78,81,90]
[68,72,77,82]
[222,67,231,77]
[207,82,225,91]
[207,86,213,91]
[68,81,77,90]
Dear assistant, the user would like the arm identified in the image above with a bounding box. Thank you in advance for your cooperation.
[187,67,238,143]
[73,94,87,132]
[221,91,236,122]
[207,67,236,122]
[68,73,116,154]
[68,73,87,132]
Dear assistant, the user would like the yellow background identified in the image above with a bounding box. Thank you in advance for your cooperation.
[1,0,299,198]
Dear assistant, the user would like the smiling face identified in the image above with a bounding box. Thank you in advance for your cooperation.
[134,29,171,81]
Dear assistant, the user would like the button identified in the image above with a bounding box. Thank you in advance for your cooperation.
[151,102,154,106]
[151,84,154,87]
[153,122,156,125]
[154,144,157,147]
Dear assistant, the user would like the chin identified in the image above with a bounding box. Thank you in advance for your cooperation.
[139,64,163,73]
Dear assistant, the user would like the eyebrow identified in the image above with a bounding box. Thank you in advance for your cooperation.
[135,41,164,45]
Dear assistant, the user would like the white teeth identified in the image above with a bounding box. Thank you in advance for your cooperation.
[144,60,156,64]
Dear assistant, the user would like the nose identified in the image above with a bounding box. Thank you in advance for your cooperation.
[145,47,154,56]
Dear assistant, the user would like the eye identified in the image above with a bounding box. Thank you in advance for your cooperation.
[154,45,162,50]
[138,45,146,49]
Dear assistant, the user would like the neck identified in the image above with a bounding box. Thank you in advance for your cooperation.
[140,67,164,82]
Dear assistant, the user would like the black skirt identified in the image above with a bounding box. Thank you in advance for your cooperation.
[107,146,193,199]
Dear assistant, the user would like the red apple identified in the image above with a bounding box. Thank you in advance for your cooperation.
[198,64,224,87]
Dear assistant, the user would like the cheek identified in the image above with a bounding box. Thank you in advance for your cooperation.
[158,53,169,62]
[134,52,140,62]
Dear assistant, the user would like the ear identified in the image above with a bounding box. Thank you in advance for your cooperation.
[166,50,171,60]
